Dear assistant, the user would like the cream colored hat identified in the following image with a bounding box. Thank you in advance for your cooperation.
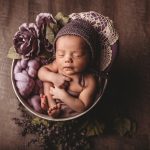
[69,11,119,72]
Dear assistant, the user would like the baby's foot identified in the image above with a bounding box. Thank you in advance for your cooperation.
[48,103,61,118]
[40,94,48,110]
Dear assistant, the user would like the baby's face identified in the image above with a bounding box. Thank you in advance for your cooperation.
[55,35,90,76]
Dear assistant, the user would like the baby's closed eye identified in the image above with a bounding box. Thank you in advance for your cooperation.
[73,52,83,58]
[57,51,65,57]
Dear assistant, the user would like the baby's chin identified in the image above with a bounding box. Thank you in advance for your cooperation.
[61,68,77,76]
[63,70,75,76]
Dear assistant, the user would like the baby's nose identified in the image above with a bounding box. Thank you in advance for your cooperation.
[65,55,73,63]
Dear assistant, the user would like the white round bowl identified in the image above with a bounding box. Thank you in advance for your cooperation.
[11,59,108,121]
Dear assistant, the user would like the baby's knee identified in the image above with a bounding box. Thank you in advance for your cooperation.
[43,82,54,92]
[43,81,53,87]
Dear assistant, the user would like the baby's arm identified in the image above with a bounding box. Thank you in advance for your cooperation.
[50,74,97,113]
[38,60,58,82]
[38,60,71,117]
[38,60,71,87]
[42,82,61,117]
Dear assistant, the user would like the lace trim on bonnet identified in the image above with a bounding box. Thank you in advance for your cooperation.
[69,11,119,71]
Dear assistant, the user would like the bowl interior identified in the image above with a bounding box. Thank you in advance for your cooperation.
[11,59,108,121]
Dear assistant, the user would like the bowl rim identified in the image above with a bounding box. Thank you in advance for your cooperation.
[11,59,108,121]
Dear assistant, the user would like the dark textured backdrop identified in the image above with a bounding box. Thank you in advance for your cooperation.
[0,0,149,149]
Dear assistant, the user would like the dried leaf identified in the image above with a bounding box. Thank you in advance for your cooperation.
[86,125,96,136]
[129,120,137,136]
[95,120,105,134]
[7,46,21,59]
[86,120,105,137]
[131,121,136,133]
[113,118,131,136]
[78,120,89,131]
[52,24,60,35]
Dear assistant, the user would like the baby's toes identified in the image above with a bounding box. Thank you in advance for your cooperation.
[47,106,55,114]
[47,108,51,115]
[48,106,60,118]
[51,110,60,118]
[40,95,48,110]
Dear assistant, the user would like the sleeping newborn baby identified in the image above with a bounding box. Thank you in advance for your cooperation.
[38,19,99,118]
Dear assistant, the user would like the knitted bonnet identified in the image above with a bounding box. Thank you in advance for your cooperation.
[54,19,100,63]
[55,11,119,72]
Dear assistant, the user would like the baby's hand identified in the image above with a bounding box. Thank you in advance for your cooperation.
[50,86,66,100]
[53,74,71,88]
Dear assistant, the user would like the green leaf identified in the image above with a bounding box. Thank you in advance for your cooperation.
[131,121,136,133]
[113,118,131,136]
[129,120,137,136]
[94,120,105,134]
[55,12,69,26]
[52,24,60,35]
[31,117,49,127]
[46,25,55,43]
[86,120,105,137]
[41,119,49,127]
[31,117,41,125]
[55,12,64,20]
[7,46,21,59]
[86,125,96,137]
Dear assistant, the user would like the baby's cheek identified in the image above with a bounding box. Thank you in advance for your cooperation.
[77,61,88,69]
[56,59,63,66]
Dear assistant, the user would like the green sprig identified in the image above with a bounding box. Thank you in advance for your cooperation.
[7,46,21,59]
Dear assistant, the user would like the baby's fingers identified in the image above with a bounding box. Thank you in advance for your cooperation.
[51,95,57,99]
[56,103,61,109]
[49,87,54,94]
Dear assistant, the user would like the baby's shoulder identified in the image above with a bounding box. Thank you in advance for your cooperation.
[84,73,95,79]
[84,73,96,87]
[44,60,58,72]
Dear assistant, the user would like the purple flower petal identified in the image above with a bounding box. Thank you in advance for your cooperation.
[13,23,39,57]
[36,13,56,29]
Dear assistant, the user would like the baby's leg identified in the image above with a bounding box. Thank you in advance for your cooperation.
[42,82,61,117]
[40,94,48,110]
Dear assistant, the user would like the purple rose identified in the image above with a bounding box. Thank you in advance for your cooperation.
[13,23,39,57]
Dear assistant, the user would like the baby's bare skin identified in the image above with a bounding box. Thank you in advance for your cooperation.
[38,35,96,117]
[41,78,67,117]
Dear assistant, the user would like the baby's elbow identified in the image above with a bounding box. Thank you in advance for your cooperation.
[37,67,44,80]
[77,108,85,113]
[77,102,87,113]
[37,68,42,79]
